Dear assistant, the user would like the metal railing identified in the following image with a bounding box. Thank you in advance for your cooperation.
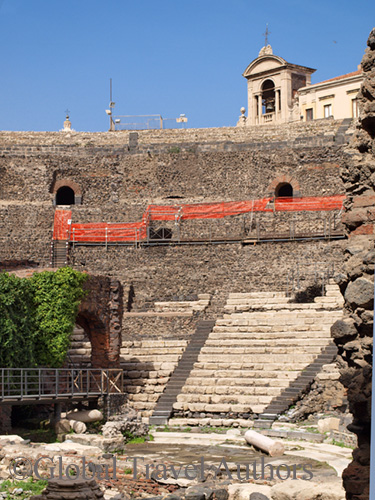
[113,114,187,131]
[68,212,344,248]
[0,368,123,403]
[286,262,336,297]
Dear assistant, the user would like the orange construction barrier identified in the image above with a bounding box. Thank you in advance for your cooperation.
[52,195,345,243]
[52,209,72,240]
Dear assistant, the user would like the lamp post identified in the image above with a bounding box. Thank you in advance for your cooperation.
[105,78,116,131]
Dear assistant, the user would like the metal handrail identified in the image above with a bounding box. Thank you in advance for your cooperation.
[0,368,123,402]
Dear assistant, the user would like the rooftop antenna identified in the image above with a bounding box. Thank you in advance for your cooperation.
[263,23,271,46]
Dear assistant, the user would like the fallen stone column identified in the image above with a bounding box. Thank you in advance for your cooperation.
[244,430,284,456]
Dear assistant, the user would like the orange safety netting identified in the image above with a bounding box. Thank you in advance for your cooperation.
[52,195,345,243]
[52,209,72,240]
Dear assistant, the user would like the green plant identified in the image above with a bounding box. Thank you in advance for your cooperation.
[121,430,153,444]
[169,146,180,153]
[158,425,172,432]
[0,267,87,368]
[126,435,146,444]
[331,438,354,449]
[30,267,88,367]
[0,478,48,499]
[300,425,319,433]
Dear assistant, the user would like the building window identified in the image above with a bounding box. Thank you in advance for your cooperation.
[306,108,313,121]
[352,98,359,118]
[324,104,332,118]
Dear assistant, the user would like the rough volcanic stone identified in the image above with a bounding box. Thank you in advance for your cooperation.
[344,277,374,309]
[331,318,357,342]
[249,494,270,500]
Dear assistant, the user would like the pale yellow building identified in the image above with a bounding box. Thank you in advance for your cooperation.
[298,69,362,122]
[238,45,363,126]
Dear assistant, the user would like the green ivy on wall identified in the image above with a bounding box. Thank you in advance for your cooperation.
[0,268,87,368]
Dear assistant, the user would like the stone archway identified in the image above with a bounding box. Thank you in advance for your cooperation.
[261,79,276,114]
[275,182,293,198]
[267,174,301,198]
[52,179,82,206]
[77,275,123,368]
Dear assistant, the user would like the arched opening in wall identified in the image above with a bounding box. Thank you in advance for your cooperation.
[56,186,75,205]
[262,79,275,115]
[275,183,293,198]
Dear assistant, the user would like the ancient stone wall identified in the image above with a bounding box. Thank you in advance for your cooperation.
[71,240,345,314]
[331,28,375,500]
[0,119,348,329]
[77,275,123,368]
[0,117,352,150]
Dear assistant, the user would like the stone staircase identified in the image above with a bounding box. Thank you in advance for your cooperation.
[51,240,68,267]
[120,339,188,416]
[66,325,91,367]
[149,320,215,425]
[172,281,343,419]
[334,117,353,145]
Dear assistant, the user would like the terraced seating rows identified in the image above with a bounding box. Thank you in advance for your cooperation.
[120,339,188,416]
[173,282,343,416]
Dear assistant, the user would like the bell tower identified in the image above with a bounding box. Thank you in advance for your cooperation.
[242,46,315,126]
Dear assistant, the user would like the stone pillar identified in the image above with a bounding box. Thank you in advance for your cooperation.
[280,72,292,123]
[253,96,258,125]
[275,90,280,121]
[257,94,262,124]
[331,28,375,500]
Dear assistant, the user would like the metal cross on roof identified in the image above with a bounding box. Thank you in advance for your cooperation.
[263,24,271,46]
[65,109,70,118]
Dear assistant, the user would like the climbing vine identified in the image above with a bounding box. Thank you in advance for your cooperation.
[0,268,87,368]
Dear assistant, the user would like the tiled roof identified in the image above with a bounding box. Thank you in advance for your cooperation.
[316,69,362,85]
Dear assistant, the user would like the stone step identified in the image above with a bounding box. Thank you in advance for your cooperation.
[181,386,283,396]
[120,354,181,362]
[184,374,300,384]
[194,354,317,363]
[190,362,315,371]
[200,346,326,354]
[149,319,216,422]
[122,340,188,348]
[215,317,342,327]
[223,303,343,312]
[67,348,91,355]
[120,348,184,355]
[225,297,291,305]
[71,334,85,341]
[176,394,275,405]
[228,292,287,299]
[204,338,330,346]
[209,330,331,338]
[70,339,91,349]
[172,402,265,413]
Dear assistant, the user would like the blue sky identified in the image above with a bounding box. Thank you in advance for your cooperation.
[0,0,373,132]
